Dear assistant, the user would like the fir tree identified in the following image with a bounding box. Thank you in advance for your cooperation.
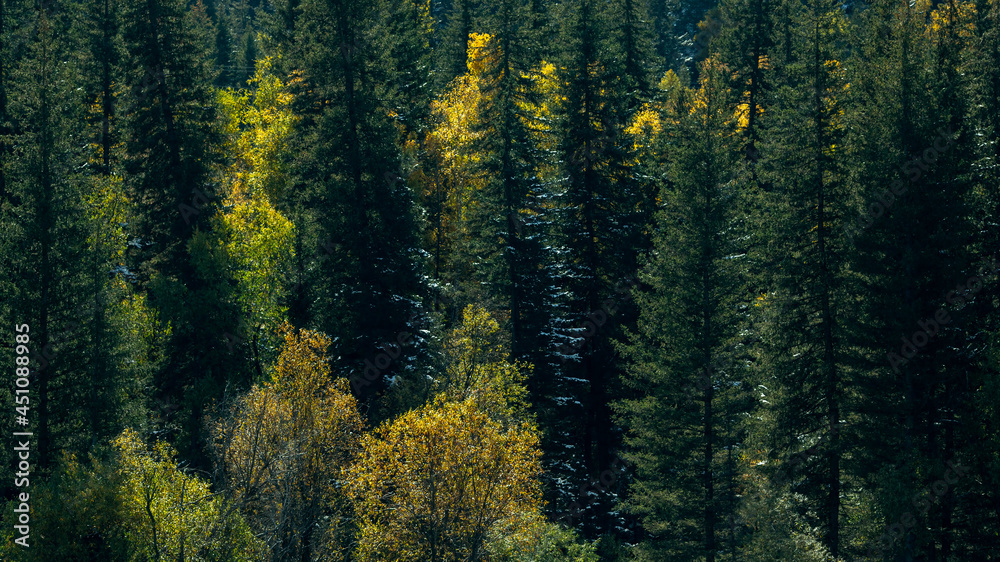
[279,0,432,423]
[547,0,657,539]
[616,59,747,562]
[119,0,233,465]
[843,0,975,558]
[746,0,853,556]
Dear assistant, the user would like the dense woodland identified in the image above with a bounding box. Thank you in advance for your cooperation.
[0,0,999,558]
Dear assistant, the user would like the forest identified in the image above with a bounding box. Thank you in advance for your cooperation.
[0,0,999,558]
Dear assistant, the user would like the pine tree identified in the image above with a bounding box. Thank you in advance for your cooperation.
[650,0,718,73]
[0,1,151,472]
[843,0,975,558]
[715,0,774,186]
[0,0,7,211]
[746,0,852,556]
[382,0,434,135]
[614,0,660,102]
[616,59,747,561]
[470,1,561,391]
[120,0,221,282]
[119,0,234,465]
[0,4,93,471]
[279,0,432,423]
[961,1,1000,553]
[543,0,660,540]
[438,0,478,85]
[548,0,624,537]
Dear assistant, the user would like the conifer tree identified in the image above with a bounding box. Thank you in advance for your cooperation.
[0,0,9,210]
[843,0,975,558]
[616,59,746,562]
[278,0,432,423]
[438,0,478,85]
[119,0,234,465]
[471,1,561,389]
[1,1,151,472]
[745,0,853,556]
[650,0,718,72]
[961,1,1000,554]
[715,0,774,186]
[613,0,660,102]
[0,3,98,472]
[546,0,656,538]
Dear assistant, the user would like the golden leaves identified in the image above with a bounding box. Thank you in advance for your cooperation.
[925,0,976,40]
[347,394,543,561]
[626,104,664,151]
[209,56,297,345]
[113,429,264,560]
[439,304,531,421]
[345,306,549,560]
[211,324,365,560]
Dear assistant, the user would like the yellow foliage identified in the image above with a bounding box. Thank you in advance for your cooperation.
[211,57,297,351]
[734,102,764,130]
[625,103,663,151]
[507,60,563,185]
[728,55,770,131]
[218,56,297,202]
[688,58,735,128]
[690,58,728,116]
[484,512,600,561]
[114,429,264,561]
[420,35,503,277]
[84,174,129,261]
[466,32,497,77]
[215,190,294,331]
[212,324,365,561]
[658,69,683,93]
[925,0,976,40]
[429,34,496,173]
[439,305,531,421]
[347,394,544,561]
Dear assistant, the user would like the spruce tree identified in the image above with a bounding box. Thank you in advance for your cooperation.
[961,1,1000,554]
[438,0,478,85]
[715,0,774,187]
[119,0,234,464]
[0,1,150,474]
[1,3,92,471]
[547,0,658,539]
[616,59,746,562]
[279,0,432,423]
[746,0,853,556]
[468,0,560,395]
[843,0,975,558]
